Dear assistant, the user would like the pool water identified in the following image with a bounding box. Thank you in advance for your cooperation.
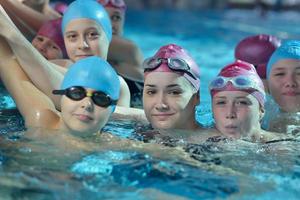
[1,8,300,200]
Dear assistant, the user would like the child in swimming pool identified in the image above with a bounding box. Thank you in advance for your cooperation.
[31,18,67,60]
[264,40,300,134]
[235,34,281,92]
[114,44,220,142]
[0,39,119,134]
[0,0,130,109]
[98,0,144,107]
[142,44,201,131]
[209,60,279,142]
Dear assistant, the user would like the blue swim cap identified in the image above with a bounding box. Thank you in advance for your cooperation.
[62,0,112,41]
[267,40,300,79]
[61,56,120,109]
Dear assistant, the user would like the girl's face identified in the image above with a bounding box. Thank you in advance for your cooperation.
[212,91,263,139]
[64,19,109,62]
[143,72,199,130]
[60,88,112,136]
[105,7,125,36]
[268,59,300,112]
[32,35,63,60]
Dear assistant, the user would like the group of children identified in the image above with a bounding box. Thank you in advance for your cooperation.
[0,0,299,146]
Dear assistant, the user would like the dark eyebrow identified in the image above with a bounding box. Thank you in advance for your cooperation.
[214,96,226,99]
[144,84,156,88]
[166,84,181,88]
[85,27,99,32]
[273,67,285,71]
[235,96,250,100]
[65,31,76,35]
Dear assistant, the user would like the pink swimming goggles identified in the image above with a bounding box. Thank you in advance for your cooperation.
[143,57,198,80]
[98,0,126,10]
[209,75,265,95]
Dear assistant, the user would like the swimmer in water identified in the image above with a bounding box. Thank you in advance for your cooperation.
[98,0,144,107]
[142,44,201,131]
[31,18,67,60]
[0,50,119,135]
[209,60,279,142]
[0,0,130,110]
[235,34,281,92]
[264,40,300,133]
[115,44,219,142]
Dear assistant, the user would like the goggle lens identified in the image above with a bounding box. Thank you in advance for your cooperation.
[169,58,188,70]
[143,57,197,80]
[98,0,125,8]
[66,87,86,100]
[53,86,116,107]
[92,92,112,107]
[211,78,225,88]
[209,76,263,93]
[234,77,251,87]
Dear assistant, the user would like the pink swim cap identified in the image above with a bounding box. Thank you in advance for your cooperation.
[210,60,266,107]
[98,0,126,12]
[37,18,67,58]
[144,44,200,90]
[54,2,68,15]
[235,34,281,79]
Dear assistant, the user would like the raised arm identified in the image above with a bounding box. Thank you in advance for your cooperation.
[0,36,60,127]
[0,0,60,33]
[108,36,144,82]
[0,6,64,110]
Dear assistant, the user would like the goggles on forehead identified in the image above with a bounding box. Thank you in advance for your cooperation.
[209,75,265,94]
[53,86,117,108]
[98,0,126,9]
[143,57,197,80]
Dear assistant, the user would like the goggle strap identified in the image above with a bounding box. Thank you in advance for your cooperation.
[52,90,66,95]
[110,99,118,106]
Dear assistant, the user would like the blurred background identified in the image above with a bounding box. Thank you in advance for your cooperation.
[57,0,300,11]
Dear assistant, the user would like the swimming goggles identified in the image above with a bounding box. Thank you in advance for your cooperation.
[143,57,197,80]
[98,0,126,9]
[52,86,117,107]
[209,75,264,94]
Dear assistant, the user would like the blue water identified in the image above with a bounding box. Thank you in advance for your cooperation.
[125,9,300,126]
[1,9,300,200]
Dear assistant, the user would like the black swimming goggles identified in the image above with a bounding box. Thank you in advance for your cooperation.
[52,86,117,108]
[143,57,197,80]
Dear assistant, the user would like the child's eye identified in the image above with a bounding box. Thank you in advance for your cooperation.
[66,34,77,41]
[215,101,225,105]
[274,72,285,76]
[168,90,182,95]
[87,31,99,39]
[111,15,121,22]
[146,90,156,95]
[37,36,44,42]
[52,45,59,50]
[236,100,251,106]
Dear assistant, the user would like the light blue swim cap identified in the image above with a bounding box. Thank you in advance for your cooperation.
[62,0,112,41]
[267,40,300,79]
[61,56,120,105]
